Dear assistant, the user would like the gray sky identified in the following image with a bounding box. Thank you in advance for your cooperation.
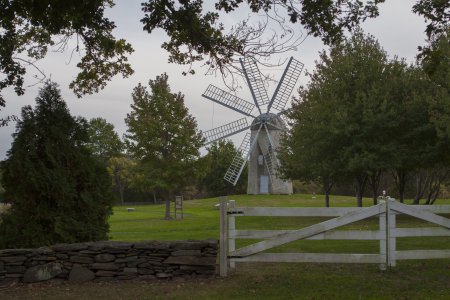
[0,1,427,160]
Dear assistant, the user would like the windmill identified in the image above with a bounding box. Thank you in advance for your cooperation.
[202,57,304,194]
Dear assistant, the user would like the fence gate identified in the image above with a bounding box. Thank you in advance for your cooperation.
[219,196,450,277]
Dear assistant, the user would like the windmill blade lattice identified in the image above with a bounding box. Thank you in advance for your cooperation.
[263,147,275,179]
[202,84,256,117]
[240,57,269,112]
[267,57,304,112]
[201,56,303,194]
[224,131,254,185]
[202,118,250,145]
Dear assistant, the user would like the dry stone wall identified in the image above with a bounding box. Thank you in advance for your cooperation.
[0,240,218,283]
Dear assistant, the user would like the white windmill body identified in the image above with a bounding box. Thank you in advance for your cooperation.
[201,57,304,195]
[247,114,293,194]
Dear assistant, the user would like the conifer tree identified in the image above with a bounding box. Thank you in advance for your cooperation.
[0,82,113,248]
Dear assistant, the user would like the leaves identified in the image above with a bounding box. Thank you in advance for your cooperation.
[0,0,133,105]
[124,73,203,194]
[86,117,124,161]
[280,29,450,204]
[413,0,450,38]
[199,140,247,197]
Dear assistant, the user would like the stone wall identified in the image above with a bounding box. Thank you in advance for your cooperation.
[0,240,218,283]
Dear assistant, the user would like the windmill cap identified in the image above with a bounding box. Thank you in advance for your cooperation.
[251,113,286,130]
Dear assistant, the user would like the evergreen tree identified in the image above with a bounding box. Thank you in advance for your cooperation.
[0,82,113,249]
[125,74,203,219]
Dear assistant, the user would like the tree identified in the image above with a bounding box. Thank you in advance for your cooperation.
[281,30,449,205]
[125,74,203,219]
[4,0,445,116]
[385,60,450,203]
[141,0,384,77]
[280,30,398,207]
[421,29,450,137]
[199,140,247,197]
[278,94,346,207]
[107,156,137,205]
[0,168,4,202]
[0,1,133,111]
[0,82,113,249]
[412,1,450,38]
[86,117,124,162]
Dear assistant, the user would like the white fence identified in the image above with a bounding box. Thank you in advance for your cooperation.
[219,197,450,277]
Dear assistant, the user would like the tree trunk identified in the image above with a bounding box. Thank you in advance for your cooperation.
[355,174,368,207]
[114,174,125,205]
[392,169,407,203]
[425,170,443,205]
[413,170,428,205]
[153,191,157,204]
[322,176,334,208]
[430,189,440,205]
[164,191,172,220]
[368,171,382,205]
[119,186,125,206]
[324,192,330,208]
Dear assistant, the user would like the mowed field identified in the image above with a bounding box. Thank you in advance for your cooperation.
[1,194,449,299]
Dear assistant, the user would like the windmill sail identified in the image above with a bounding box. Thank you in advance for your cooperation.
[263,147,275,180]
[224,133,252,186]
[202,84,256,117]
[224,124,262,186]
[202,118,250,145]
[267,57,304,112]
[200,56,302,194]
[240,57,269,112]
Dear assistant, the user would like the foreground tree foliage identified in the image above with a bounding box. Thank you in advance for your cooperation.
[125,74,203,219]
[0,82,113,249]
[1,1,445,126]
[0,0,133,104]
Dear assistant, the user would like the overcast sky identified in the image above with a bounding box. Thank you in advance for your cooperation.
[0,1,428,160]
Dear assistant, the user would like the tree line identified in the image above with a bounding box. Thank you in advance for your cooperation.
[278,29,449,207]
[0,74,245,248]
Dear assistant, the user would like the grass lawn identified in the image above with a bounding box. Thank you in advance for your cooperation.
[1,194,449,299]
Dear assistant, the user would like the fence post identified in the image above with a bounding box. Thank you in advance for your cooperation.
[219,196,228,277]
[378,199,387,270]
[387,198,397,267]
[228,200,236,271]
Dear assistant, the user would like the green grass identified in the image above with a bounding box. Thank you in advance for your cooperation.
[1,261,449,299]
[1,194,449,299]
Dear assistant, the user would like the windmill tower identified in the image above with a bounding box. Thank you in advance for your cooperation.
[202,57,304,194]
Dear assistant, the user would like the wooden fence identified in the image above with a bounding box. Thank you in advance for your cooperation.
[219,196,450,277]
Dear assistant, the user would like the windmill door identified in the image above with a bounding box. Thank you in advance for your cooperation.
[260,176,269,194]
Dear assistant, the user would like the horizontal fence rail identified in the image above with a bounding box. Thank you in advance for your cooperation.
[228,207,364,217]
[219,197,450,277]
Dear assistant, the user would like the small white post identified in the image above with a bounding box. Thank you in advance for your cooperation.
[219,196,228,277]
[228,200,236,270]
[378,199,387,270]
[387,198,397,267]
